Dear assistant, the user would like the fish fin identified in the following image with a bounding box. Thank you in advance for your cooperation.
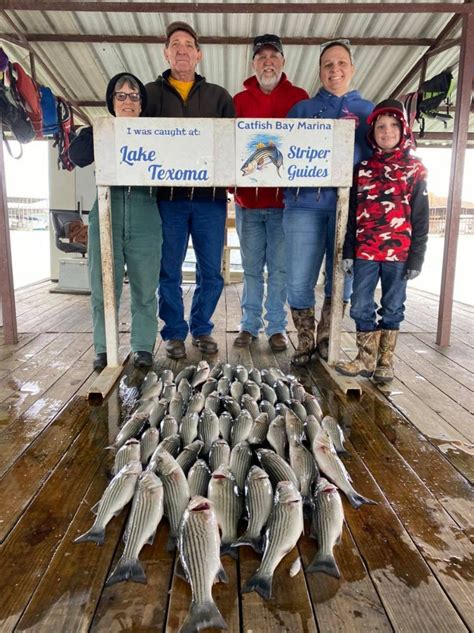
[220,542,238,559]
[106,557,147,586]
[180,600,227,633]
[74,526,105,545]
[242,571,273,601]
[347,491,377,509]
[175,557,189,582]
[215,564,229,584]
[90,501,100,515]
[166,533,177,552]
[104,445,116,451]
[335,447,348,456]
[306,553,340,578]
[146,528,157,546]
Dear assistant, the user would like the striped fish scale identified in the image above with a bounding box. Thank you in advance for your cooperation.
[160,415,179,439]
[140,428,160,467]
[209,439,231,472]
[208,466,242,549]
[199,409,220,456]
[188,459,211,498]
[121,471,164,556]
[154,453,189,543]
[229,441,253,492]
[308,479,344,577]
[257,449,299,490]
[176,440,204,475]
[179,412,199,446]
[231,410,253,446]
[235,466,273,550]
[114,439,141,475]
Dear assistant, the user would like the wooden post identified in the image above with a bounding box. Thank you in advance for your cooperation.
[97,185,119,367]
[436,12,474,346]
[327,186,349,365]
[0,123,18,344]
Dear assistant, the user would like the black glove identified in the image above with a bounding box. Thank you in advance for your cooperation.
[404,269,420,281]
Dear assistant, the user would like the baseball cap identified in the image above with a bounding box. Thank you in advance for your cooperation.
[253,34,284,58]
[166,21,199,45]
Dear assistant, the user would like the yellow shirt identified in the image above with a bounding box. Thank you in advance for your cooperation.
[168,76,194,102]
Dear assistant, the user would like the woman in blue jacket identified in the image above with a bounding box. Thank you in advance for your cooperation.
[284,40,373,365]
[70,73,162,372]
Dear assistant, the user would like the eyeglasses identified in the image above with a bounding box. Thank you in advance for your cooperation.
[320,38,353,61]
[114,92,141,102]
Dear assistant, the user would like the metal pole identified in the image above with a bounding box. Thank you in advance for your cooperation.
[436,12,474,347]
[0,122,18,344]
[327,186,350,365]
[97,185,119,366]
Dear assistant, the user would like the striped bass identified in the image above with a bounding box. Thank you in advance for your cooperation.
[312,428,376,509]
[74,460,142,545]
[322,415,347,454]
[111,411,148,449]
[106,470,164,585]
[153,450,189,550]
[233,466,273,554]
[176,439,204,474]
[113,438,141,475]
[208,464,243,558]
[242,481,303,600]
[256,448,299,491]
[140,428,160,467]
[229,440,253,492]
[188,459,211,498]
[307,477,344,577]
[266,415,287,458]
[178,497,228,633]
[209,438,231,472]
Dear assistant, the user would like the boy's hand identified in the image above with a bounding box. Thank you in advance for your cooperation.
[342,259,354,275]
[404,269,420,280]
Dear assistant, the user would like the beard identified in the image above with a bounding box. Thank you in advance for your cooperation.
[257,69,283,92]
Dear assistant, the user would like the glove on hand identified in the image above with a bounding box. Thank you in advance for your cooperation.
[342,258,354,275]
[404,269,420,281]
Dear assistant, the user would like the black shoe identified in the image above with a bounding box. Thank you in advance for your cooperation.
[165,339,186,360]
[133,351,153,369]
[93,353,107,372]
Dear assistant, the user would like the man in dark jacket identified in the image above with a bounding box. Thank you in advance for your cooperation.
[233,34,308,352]
[145,21,235,360]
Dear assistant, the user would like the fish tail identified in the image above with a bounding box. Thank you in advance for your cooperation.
[106,557,147,586]
[180,599,227,633]
[336,447,348,455]
[347,491,377,509]
[74,526,105,545]
[242,571,273,601]
[232,533,263,554]
[220,542,238,560]
[306,553,340,578]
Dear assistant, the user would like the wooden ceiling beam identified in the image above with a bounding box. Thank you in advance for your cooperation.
[1,2,473,14]
[0,33,455,46]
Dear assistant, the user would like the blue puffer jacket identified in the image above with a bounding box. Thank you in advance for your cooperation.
[284,88,374,210]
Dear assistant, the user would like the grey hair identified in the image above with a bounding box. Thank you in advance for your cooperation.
[114,74,140,92]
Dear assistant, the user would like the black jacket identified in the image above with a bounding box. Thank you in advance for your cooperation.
[145,69,235,201]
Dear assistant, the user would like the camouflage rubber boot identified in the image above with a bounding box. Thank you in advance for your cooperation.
[316,298,348,360]
[290,307,316,367]
[373,330,398,383]
[335,330,381,378]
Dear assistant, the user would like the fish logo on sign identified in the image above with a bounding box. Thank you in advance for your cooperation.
[241,139,284,177]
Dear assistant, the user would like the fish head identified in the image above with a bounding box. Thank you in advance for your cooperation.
[188,495,214,513]
[275,480,302,505]
[315,477,338,495]
[247,465,270,482]
[211,464,234,481]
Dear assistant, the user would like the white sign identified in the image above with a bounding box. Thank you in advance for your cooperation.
[235,118,354,187]
[93,117,354,188]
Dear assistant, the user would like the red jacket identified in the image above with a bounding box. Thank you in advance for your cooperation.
[233,74,308,209]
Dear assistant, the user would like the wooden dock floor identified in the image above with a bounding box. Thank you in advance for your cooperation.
[0,281,472,632]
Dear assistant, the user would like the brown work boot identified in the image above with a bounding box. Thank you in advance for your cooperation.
[234,330,255,347]
[316,298,348,361]
[269,332,289,352]
[165,339,186,360]
[192,334,218,354]
[336,330,381,378]
[290,307,316,366]
[373,330,398,383]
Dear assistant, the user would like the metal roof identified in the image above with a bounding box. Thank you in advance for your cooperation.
[0,1,472,138]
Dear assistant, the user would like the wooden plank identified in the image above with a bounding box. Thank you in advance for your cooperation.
[0,332,58,372]
[0,398,109,630]
[416,332,474,374]
[299,528,392,632]
[305,363,473,630]
[240,544,317,633]
[92,519,175,631]
[15,464,126,632]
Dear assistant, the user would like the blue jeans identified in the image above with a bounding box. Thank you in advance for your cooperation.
[350,260,407,331]
[158,199,227,340]
[235,205,287,337]
[282,207,352,308]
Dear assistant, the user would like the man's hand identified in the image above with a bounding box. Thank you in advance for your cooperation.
[404,269,420,280]
[342,259,354,275]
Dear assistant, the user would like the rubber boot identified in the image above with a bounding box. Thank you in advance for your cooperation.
[335,330,381,377]
[373,330,398,383]
[316,298,348,360]
[290,307,316,367]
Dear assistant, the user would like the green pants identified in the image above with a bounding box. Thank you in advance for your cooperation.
[88,186,162,354]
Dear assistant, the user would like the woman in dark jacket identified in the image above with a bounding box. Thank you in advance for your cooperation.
[70,73,162,371]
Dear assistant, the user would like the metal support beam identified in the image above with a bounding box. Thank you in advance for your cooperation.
[436,12,474,347]
[0,121,18,344]
[0,32,450,47]
[1,2,473,13]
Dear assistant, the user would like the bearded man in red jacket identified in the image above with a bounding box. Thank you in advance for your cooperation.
[233,34,308,351]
